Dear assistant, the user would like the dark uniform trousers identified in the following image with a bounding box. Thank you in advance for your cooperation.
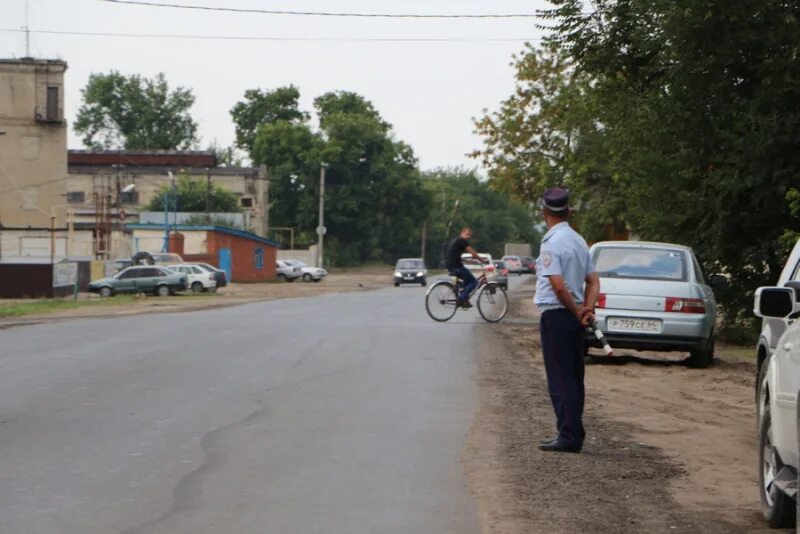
[540,308,585,447]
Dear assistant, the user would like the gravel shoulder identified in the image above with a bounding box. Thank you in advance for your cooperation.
[0,273,390,326]
[465,278,778,533]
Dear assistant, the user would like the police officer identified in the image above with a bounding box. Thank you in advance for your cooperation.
[534,187,600,453]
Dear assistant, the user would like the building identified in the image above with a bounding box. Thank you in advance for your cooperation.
[66,150,270,259]
[127,224,279,282]
[0,58,69,260]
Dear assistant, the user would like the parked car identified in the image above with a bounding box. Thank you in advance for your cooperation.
[276,260,302,282]
[753,238,800,528]
[393,258,427,286]
[131,251,184,266]
[194,262,228,288]
[461,253,497,282]
[586,241,719,368]
[89,266,187,297]
[167,264,218,293]
[502,255,525,274]
[520,256,536,274]
[285,260,327,283]
[493,260,509,290]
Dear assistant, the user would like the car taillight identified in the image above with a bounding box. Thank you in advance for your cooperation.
[503,269,509,275]
[487,265,495,272]
[664,297,705,313]
[596,293,606,308]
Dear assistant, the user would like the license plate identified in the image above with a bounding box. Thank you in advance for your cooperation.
[404,275,414,279]
[607,317,661,333]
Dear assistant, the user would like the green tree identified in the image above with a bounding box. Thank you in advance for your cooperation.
[146,176,240,213]
[230,86,308,155]
[74,72,198,150]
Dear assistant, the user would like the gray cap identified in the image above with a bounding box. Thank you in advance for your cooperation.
[539,187,570,212]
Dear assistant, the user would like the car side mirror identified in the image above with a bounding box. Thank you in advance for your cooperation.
[754,287,798,319]
[709,274,728,289]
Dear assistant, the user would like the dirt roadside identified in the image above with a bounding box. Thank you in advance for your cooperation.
[465,278,781,533]
[0,272,391,326]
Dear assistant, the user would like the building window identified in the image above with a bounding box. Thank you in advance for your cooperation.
[66,191,85,204]
[241,197,253,208]
[46,86,60,121]
[254,248,264,270]
[120,191,139,205]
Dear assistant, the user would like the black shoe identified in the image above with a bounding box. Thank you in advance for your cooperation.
[538,440,581,453]
[458,299,472,309]
[538,437,558,446]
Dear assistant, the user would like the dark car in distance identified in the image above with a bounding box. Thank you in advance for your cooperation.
[394,258,427,286]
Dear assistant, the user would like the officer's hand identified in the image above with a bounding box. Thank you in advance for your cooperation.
[578,307,595,327]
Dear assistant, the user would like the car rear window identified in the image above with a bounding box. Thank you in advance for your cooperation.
[593,247,687,282]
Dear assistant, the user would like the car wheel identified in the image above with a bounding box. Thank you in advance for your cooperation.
[687,334,715,368]
[394,282,400,287]
[286,277,295,283]
[420,279,427,287]
[156,285,170,297]
[312,278,321,283]
[303,273,312,282]
[208,286,217,293]
[759,403,796,527]
[277,273,286,281]
[99,286,113,298]
[191,282,203,294]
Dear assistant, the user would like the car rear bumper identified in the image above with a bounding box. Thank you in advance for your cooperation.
[588,308,713,351]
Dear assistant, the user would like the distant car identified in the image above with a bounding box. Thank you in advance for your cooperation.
[586,241,718,368]
[394,258,427,286]
[502,255,525,274]
[89,266,187,298]
[131,251,184,266]
[285,260,327,283]
[276,260,302,282]
[461,253,497,282]
[194,262,228,288]
[520,256,536,274]
[167,264,218,293]
[493,261,509,290]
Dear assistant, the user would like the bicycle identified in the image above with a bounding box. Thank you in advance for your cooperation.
[425,265,509,323]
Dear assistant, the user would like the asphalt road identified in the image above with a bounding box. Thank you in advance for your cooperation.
[0,278,524,534]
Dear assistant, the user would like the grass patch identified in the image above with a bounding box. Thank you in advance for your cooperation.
[0,295,136,318]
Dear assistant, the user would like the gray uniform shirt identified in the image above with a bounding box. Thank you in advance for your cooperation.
[534,222,596,311]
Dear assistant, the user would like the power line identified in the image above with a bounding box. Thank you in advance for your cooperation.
[100,0,542,19]
[0,28,542,43]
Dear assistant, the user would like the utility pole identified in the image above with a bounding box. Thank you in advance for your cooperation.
[259,164,269,236]
[50,207,55,264]
[205,167,211,224]
[317,163,328,268]
[421,221,427,262]
[24,0,30,57]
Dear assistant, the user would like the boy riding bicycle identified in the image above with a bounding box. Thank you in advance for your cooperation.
[445,227,484,308]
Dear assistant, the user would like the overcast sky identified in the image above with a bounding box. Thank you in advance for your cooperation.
[1,0,551,171]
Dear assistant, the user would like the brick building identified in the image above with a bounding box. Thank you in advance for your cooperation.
[127,224,278,282]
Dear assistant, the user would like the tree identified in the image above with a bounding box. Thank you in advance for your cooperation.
[146,176,240,213]
[74,72,198,150]
[230,86,308,155]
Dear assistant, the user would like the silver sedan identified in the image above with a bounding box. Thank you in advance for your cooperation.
[586,241,718,367]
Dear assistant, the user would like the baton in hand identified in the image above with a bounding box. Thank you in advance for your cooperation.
[588,318,614,357]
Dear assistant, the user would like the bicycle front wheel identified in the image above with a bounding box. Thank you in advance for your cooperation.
[425,281,458,322]
[477,283,508,323]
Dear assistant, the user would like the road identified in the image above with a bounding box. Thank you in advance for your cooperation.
[0,279,521,534]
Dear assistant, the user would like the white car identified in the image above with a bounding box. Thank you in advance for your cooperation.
[285,260,327,283]
[461,253,497,282]
[501,255,525,274]
[167,264,217,293]
[754,238,800,528]
[276,260,302,282]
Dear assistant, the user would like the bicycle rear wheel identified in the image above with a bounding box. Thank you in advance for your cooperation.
[477,283,508,322]
[425,281,458,322]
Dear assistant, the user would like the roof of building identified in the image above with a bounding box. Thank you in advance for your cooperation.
[68,150,217,168]
[126,224,281,248]
[0,58,68,68]
[68,165,259,177]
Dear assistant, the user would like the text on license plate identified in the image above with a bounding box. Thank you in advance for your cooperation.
[607,317,661,332]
